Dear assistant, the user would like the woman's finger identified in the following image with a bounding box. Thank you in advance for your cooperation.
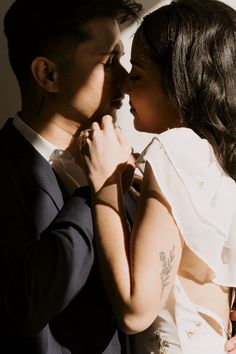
[91,121,101,132]
[101,115,114,131]
[115,126,129,146]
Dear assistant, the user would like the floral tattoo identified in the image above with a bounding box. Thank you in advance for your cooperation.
[159,245,175,296]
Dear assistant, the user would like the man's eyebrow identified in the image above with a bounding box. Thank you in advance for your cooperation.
[100,42,124,56]
[113,41,124,56]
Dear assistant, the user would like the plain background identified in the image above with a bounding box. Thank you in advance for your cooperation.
[1,0,235,151]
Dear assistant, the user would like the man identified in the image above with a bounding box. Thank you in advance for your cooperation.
[1,0,142,353]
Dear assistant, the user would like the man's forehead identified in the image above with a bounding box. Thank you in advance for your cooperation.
[85,37,124,57]
[82,17,122,54]
[100,41,124,56]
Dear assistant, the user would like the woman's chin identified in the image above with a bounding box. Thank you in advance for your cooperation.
[133,119,145,132]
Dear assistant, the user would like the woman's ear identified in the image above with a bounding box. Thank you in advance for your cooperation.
[31,57,59,93]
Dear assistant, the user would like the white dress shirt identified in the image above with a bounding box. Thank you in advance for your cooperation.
[13,114,87,194]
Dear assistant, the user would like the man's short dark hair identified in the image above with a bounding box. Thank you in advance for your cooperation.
[4,0,142,85]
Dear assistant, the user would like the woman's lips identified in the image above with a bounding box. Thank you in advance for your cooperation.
[130,104,136,115]
[129,101,136,114]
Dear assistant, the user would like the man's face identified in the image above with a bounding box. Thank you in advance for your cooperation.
[56,17,126,129]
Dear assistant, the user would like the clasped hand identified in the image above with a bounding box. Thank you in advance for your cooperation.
[79,115,133,193]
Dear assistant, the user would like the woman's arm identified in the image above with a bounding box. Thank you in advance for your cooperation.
[93,162,183,334]
[81,116,183,334]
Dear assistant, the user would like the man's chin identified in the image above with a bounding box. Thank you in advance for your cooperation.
[91,108,117,124]
[92,109,117,123]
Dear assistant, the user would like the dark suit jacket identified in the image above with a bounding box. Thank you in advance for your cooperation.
[0,118,137,354]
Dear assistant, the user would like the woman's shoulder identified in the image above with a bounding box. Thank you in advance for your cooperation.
[142,127,236,215]
[150,127,212,162]
[139,127,218,178]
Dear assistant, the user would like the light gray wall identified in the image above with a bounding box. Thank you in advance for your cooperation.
[1,0,236,150]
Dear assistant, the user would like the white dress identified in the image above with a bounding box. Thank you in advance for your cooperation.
[128,128,236,354]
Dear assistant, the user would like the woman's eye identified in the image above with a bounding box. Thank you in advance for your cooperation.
[129,75,141,81]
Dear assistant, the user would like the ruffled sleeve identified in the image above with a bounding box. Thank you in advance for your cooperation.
[136,128,236,286]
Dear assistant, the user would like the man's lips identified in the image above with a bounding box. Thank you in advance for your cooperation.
[110,94,125,109]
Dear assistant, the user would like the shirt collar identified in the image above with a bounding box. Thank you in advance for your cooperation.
[12,114,88,192]
[13,114,57,162]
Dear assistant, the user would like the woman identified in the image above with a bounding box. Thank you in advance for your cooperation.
[80,0,236,352]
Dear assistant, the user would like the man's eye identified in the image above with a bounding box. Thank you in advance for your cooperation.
[103,59,113,71]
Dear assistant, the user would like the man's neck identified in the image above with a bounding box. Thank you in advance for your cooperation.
[19,112,81,151]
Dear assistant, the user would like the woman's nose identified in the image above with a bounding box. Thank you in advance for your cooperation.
[115,64,128,91]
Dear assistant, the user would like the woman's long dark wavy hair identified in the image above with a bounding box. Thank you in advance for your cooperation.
[139,0,236,181]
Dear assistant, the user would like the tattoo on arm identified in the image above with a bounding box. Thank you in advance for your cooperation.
[159,245,175,296]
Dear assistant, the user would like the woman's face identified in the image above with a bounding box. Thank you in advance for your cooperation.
[124,31,180,134]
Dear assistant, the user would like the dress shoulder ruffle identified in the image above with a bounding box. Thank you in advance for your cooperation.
[137,127,236,286]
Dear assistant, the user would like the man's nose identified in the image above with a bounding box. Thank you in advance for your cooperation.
[115,64,128,90]
[121,74,130,95]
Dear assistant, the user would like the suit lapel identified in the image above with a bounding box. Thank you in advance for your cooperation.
[0,119,64,210]
[124,190,137,226]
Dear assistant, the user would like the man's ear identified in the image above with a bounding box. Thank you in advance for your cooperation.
[31,57,59,93]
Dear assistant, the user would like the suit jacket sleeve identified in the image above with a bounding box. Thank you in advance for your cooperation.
[0,173,94,336]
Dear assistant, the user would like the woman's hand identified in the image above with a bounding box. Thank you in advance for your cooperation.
[79,115,132,193]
